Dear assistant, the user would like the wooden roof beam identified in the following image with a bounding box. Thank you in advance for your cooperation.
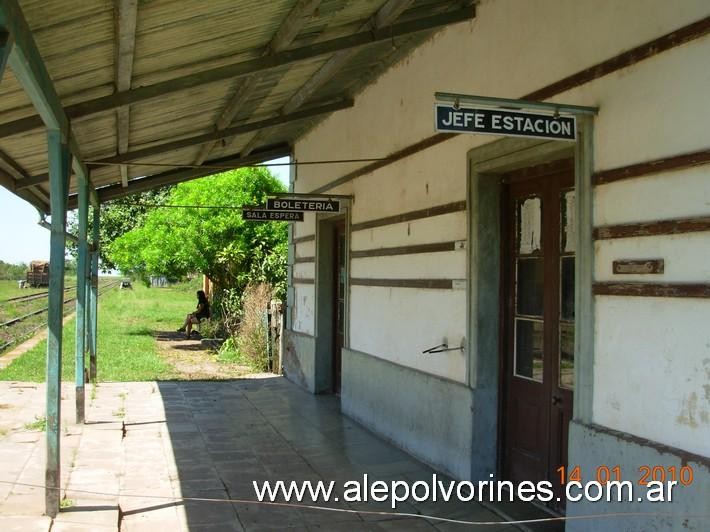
[0,6,476,139]
[0,1,66,131]
[67,144,290,209]
[0,147,28,181]
[0,147,52,207]
[238,0,416,156]
[19,99,352,190]
[115,0,138,188]
[0,148,48,212]
[97,98,351,164]
[0,0,97,209]
[194,0,322,165]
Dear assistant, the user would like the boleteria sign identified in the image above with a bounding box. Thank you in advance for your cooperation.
[266,198,340,212]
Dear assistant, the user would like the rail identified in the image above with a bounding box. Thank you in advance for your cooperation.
[0,280,122,353]
[3,284,77,304]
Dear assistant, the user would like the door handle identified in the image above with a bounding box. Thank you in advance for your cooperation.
[552,395,562,405]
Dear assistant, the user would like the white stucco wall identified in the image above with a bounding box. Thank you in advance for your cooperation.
[290,0,710,453]
[292,283,315,336]
[594,297,710,457]
[594,167,710,226]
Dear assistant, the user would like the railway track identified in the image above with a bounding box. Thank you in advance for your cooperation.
[0,280,122,353]
[3,284,77,305]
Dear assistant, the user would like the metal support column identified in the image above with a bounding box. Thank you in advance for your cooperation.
[74,179,89,423]
[88,205,99,380]
[45,129,70,518]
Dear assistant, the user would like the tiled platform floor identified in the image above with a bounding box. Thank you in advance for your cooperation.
[0,377,538,531]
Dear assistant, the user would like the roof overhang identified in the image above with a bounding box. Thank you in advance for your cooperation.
[0,0,476,213]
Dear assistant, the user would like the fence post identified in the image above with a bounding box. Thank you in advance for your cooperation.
[264,303,272,372]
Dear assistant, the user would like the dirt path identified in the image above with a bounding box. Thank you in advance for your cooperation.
[154,331,251,380]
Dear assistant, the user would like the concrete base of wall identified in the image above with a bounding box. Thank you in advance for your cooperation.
[566,420,709,532]
[341,347,474,480]
[282,329,316,393]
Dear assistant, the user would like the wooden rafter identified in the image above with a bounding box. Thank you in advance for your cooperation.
[0,6,476,139]
[0,0,96,209]
[66,144,290,208]
[0,147,49,208]
[19,99,352,189]
[115,0,138,187]
[238,0,415,156]
[194,0,322,165]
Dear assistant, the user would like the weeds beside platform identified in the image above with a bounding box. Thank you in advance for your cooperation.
[0,283,247,382]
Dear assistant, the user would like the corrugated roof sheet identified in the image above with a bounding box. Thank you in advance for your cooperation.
[0,0,473,212]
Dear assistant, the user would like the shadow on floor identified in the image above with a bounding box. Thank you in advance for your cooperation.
[123,377,563,531]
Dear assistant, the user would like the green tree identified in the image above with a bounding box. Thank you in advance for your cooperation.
[108,167,287,294]
[67,187,173,271]
[0,260,28,280]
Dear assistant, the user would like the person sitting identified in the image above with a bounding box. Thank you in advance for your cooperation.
[177,290,210,339]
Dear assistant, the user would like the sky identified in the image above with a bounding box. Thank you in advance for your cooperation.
[0,156,291,265]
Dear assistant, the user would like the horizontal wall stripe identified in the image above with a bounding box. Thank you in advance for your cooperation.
[593,282,710,298]
[293,256,315,263]
[351,241,458,258]
[305,16,710,194]
[292,277,314,285]
[292,234,315,244]
[578,421,710,470]
[594,216,710,240]
[525,16,710,101]
[351,201,466,232]
[310,133,455,194]
[351,278,454,289]
[593,148,710,185]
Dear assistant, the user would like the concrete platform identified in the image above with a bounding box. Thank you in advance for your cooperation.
[0,377,526,531]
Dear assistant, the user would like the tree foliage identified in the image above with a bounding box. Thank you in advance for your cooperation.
[68,187,173,271]
[0,260,28,280]
[108,168,287,295]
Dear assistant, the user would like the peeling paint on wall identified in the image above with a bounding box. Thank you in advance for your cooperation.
[676,392,699,428]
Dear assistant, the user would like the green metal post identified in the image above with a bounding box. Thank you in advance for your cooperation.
[45,129,70,518]
[74,179,88,423]
[88,205,99,380]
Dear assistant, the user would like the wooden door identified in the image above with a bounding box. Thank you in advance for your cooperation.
[332,221,346,394]
[501,160,575,510]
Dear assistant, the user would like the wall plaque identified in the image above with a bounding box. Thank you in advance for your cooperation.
[612,259,664,275]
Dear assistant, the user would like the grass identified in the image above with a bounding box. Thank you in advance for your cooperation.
[0,279,44,300]
[24,415,47,431]
[0,283,201,382]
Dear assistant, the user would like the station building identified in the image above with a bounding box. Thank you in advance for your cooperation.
[281,0,710,527]
[0,0,707,527]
